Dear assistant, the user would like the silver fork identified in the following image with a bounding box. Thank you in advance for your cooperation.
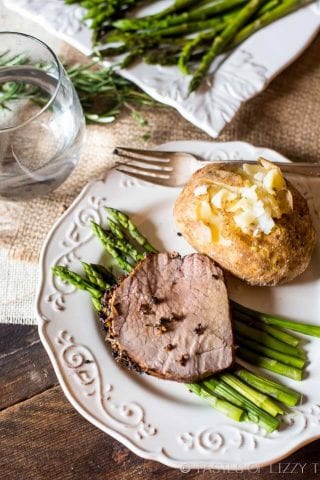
[113,147,320,187]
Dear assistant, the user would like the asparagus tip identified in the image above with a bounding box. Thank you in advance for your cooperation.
[91,220,100,231]
[52,265,66,275]
[188,77,199,94]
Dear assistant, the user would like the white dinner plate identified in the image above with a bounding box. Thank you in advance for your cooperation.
[36,141,320,470]
[4,0,320,137]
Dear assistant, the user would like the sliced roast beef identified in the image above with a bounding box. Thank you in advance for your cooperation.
[102,252,234,382]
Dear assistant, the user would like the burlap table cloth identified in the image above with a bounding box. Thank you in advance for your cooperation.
[1,36,320,264]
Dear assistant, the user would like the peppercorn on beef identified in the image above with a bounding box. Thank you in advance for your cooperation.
[102,252,234,382]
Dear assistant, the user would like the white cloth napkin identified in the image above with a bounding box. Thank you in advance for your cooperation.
[0,249,37,324]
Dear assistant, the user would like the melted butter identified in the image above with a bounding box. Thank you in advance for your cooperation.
[197,200,230,244]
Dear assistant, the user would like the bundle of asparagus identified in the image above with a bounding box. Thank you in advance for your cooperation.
[66,0,315,92]
[53,208,320,432]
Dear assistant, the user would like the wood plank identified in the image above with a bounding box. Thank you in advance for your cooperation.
[0,324,58,410]
[1,386,320,480]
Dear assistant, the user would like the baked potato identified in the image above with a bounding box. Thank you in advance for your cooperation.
[174,159,316,286]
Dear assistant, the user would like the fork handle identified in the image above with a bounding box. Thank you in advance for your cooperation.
[204,160,320,177]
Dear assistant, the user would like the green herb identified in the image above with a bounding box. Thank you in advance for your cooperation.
[0,53,160,131]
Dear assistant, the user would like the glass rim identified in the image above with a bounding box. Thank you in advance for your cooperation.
[0,31,63,133]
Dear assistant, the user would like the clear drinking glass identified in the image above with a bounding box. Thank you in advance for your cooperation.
[0,32,85,201]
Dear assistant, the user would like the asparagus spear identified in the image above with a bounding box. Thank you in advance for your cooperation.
[238,348,303,381]
[99,44,129,57]
[105,219,146,262]
[233,301,320,338]
[202,377,280,432]
[257,0,282,14]
[148,0,204,21]
[91,263,117,284]
[259,315,320,338]
[113,0,248,31]
[121,49,144,68]
[105,207,157,252]
[52,266,102,297]
[52,266,103,311]
[219,372,283,416]
[91,222,133,272]
[260,324,300,347]
[188,382,245,421]
[142,17,230,38]
[236,335,306,369]
[145,44,214,68]
[105,30,158,48]
[235,366,302,406]
[143,47,183,66]
[234,319,305,359]
[229,0,314,48]
[189,0,268,92]
[178,25,226,74]
[97,222,144,262]
[233,310,300,347]
[81,262,115,290]
[108,218,126,240]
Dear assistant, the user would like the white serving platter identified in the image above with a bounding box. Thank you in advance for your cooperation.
[4,0,320,137]
[36,141,320,470]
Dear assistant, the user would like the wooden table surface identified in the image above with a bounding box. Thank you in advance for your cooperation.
[1,324,320,480]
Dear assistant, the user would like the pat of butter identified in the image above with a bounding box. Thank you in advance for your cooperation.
[242,163,265,177]
[263,168,286,194]
[211,188,238,208]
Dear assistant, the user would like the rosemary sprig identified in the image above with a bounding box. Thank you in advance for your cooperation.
[0,53,40,110]
[0,53,160,131]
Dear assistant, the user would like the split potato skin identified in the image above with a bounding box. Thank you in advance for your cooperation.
[174,163,316,286]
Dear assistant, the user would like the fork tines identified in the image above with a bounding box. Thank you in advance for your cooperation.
[113,147,171,162]
[113,147,173,182]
